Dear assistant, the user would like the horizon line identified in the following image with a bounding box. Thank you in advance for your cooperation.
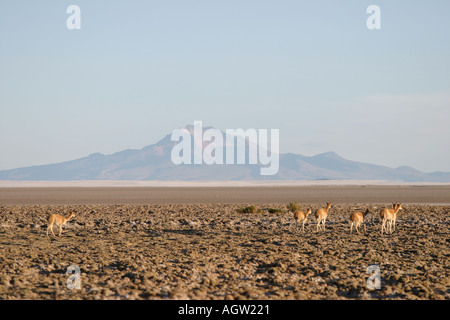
[1,180,450,188]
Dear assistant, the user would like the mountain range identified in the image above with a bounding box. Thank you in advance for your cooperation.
[1,125,450,182]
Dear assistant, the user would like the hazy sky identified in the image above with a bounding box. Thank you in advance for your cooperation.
[1,0,449,173]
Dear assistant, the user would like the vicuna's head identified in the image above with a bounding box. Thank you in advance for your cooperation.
[326,203,332,210]
[306,209,312,215]
[396,203,403,211]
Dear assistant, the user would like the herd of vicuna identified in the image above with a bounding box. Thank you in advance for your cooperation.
[292,203,403,235]
[46,202,403,238]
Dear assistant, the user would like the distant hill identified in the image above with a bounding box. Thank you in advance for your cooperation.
[1,125,450,182]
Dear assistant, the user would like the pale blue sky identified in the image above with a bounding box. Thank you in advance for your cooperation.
[1,0,449,172]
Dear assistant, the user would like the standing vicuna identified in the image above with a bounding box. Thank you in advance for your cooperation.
[293,208,312,232]
[315,203,332,232]
[46,212,76,237]
[379,203,395,230]
[380,203,403,234]
[379,203,397,226]
[350,208,370,234]
[390,203,403,233]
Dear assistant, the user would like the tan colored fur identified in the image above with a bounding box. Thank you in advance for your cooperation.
[350,208,370,234]
[380,203,402,234]
[315,203,332,232]
[46,212,76,237]
[293,208,312,232]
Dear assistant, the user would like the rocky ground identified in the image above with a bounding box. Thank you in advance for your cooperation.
[0,203,449,300]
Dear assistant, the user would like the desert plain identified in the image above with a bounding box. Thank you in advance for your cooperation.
[0,183,449,300]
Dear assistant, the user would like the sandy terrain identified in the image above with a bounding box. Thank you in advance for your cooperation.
[0,186,449,300]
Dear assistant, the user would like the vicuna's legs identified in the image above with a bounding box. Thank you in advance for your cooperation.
[294,219,306,232]
[381,219,386,235]
[351,222,361,235]
[316,218,325,232]
[381,217,391,235]
[316,220,321,232]
[46,222,56,237]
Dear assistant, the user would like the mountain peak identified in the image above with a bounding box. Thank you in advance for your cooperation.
[88,152,104,158]
[316,151,342,159]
